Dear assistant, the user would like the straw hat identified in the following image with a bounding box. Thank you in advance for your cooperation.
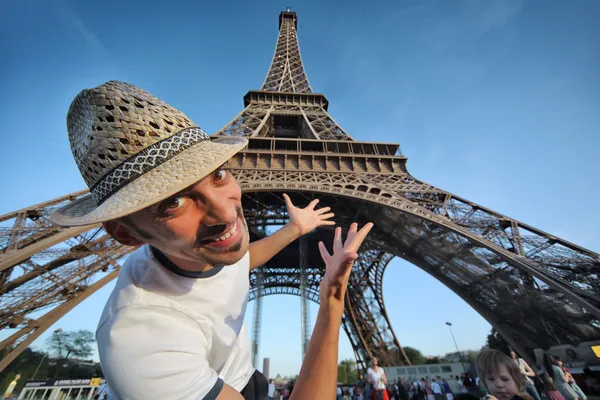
[51,81,247,227]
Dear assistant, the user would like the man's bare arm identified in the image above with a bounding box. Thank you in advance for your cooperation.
[223,223,372,400]
[249,194,334,270]
[290,223,373,400]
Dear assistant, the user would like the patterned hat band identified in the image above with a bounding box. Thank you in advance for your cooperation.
[90,127,210,205]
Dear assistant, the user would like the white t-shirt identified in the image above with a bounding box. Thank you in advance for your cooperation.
[96,245,254,399]
[367,367,386,390]
[268,383,275,397]
[432,382,442,394]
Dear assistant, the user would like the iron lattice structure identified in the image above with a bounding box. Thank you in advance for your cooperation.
[1,10,600,373]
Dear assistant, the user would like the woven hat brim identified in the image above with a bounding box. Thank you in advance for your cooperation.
[50,137,248,227]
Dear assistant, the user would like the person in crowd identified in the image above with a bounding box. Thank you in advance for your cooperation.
[268,380,276,400]
[456,375,465,394]
[56,81,375,400]
[463,373,478,395]
[476,349,530,400]
[431,378,444,400]
[557,358,587,400]
[2,374,20,399]
[423,378,434,400]
[358,374,367,397]
[537,366,565,400]
[398,379,409,400]
[367,357,389,400]
[544,354,579,400]
[412,379,421,400]
[442,378,453,400]
[407,381,415,400]
[510,350,542,400]
[531,365,546,396]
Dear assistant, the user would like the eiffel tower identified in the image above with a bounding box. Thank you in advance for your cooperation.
[1,9,599,373]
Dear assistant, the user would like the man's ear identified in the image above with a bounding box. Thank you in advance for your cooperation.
[102,220,146,247]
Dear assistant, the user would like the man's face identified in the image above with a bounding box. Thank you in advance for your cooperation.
[116,165,249,269]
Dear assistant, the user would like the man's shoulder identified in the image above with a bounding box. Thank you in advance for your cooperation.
[96,246,193,329]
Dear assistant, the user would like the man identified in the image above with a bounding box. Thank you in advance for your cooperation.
[267,380,276,400]
[440,379,453,400]
[2,374,20,399]
[51,81,373,399]
[509,351,541,400]
[431,379,443,400]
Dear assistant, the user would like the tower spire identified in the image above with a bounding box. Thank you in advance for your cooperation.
[261,10,312,93]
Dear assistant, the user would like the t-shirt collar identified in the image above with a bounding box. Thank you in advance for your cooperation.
[150,246,224,279]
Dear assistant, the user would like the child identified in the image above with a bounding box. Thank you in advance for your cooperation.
[476,349,529,400]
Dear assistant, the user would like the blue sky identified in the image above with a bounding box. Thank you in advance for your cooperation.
[1,0,599,377]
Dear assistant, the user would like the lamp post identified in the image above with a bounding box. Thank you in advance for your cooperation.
[446,322,467,374]
[31,353,47,380]
[34,328,62,379]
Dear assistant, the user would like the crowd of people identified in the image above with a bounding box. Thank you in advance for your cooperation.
[321,349,597,400]
[476,349,590,400]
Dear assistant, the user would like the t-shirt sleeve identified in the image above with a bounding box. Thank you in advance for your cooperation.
[97,304,222,400]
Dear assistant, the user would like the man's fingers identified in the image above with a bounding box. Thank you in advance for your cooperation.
[315,206,331,215]
[348,222,374,250]
[282,193,294,210]
[319,212,335,220]
[308,198,320,210]
[318,241,330,262]
[344,222,358,247]
[319,220,336,226]
[333,226,343,252]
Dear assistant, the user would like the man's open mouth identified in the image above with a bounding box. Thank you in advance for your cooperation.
[202,223,238,243]
[198,219,242,248]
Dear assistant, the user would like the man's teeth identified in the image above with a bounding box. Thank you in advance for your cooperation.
[212,224,237,242]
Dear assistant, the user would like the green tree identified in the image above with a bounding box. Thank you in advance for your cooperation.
[465,350,479,364]
[338,359,358,384]
[47,329,95,362]
[425,356,449,365]
[484,328,511,355]
[403,347,426,365]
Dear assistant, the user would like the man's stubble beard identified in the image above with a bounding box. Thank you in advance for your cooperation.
[193,207,249,267]
[196,238,245,267]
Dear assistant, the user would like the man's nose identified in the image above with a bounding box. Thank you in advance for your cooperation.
[202,192,238,226]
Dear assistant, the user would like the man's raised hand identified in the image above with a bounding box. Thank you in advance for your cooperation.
[318,222,373,302]
[283,193,335,236]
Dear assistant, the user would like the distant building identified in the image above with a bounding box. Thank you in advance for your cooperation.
[273,374,291,388]
[444,351,469,363]
[263,358,270,381]
[383,362,474,393]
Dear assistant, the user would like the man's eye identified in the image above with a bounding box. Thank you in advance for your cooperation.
[214,169,228,181]
[165,197,185,210]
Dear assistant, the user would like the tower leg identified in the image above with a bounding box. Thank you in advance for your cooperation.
[251,272,263,369]
[300,236,311,358]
